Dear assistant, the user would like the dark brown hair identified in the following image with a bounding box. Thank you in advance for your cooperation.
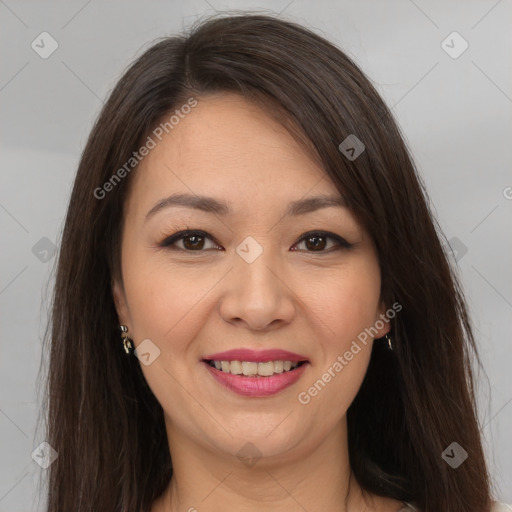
[39,12,494,512]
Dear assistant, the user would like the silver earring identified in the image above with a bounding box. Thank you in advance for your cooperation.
[119,325,133,355]
[384,333,393,351]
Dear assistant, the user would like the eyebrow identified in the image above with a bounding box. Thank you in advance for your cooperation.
[144,192,347,222]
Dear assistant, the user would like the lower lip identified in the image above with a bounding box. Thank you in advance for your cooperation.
[203,361,309,397]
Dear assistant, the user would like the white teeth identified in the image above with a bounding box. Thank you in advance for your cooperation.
[209,360,301,376]
[257,362,274,376]
[242,361,258,376]
[273,360,284,373]
[230,360,242,375]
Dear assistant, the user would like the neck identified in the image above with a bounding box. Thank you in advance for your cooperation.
[152,416,372,512]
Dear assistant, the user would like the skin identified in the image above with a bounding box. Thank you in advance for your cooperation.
[112,93,404,512]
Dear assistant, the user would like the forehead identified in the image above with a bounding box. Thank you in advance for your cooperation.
[125,93,340,219]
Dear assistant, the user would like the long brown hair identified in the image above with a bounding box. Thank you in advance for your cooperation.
[38,12,494,512]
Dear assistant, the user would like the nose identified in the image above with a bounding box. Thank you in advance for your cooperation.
[219,249,296,331]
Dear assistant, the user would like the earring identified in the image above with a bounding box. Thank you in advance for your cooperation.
[384,333,394,351]
[119,325,133,355]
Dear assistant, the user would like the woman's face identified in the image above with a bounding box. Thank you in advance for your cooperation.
[113,92,389,462]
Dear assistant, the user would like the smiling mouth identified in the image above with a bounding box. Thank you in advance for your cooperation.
[203,359,308,377]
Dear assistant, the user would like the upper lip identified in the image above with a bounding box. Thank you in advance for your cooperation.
[202,348,309,363]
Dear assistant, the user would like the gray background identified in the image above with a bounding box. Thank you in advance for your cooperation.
[1,0,511,510]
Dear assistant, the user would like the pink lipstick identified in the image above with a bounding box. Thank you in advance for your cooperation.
[202,348,309,397]
[203,348,308,363]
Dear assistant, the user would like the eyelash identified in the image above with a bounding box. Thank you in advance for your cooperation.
[158,229,353,254]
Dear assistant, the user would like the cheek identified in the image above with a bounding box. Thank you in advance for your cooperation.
[301,283,378,422]
[122,252,218,357]
[307,259,382,345]
[298,258,380,410]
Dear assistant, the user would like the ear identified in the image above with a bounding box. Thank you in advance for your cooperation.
[373,299,391,339]
[112,277,131,328]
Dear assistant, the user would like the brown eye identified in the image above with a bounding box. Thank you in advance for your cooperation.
[292,231,353,253]
[181,233,206,250]
[303,234,328,251]
[160,230,220,251]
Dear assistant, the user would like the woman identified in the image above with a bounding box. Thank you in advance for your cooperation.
[40,13,507,512]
